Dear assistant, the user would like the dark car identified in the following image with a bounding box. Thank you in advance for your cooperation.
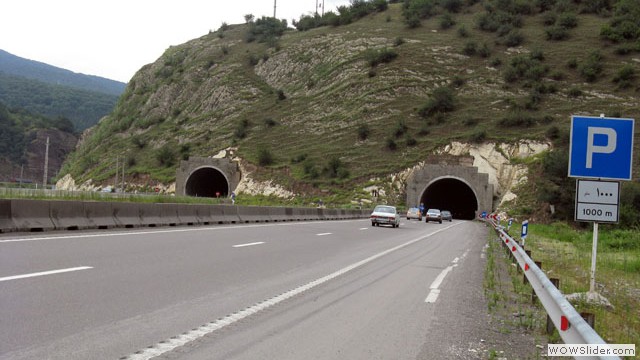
[441,210,452,222]
[425,209,442,224]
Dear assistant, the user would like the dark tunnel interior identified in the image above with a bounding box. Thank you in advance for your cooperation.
[185,167,229,198]
[418,178,478,220]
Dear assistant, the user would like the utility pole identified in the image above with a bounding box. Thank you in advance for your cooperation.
[121,159,125,193]
[273,0,276,18]
[42,136,50,189]
[115,157,119,192]
[316,0,319,16]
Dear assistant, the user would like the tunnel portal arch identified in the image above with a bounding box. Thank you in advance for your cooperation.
[420,177,479,220]
[406,164,493,220]
[175,157,240,198]
[185,166,229,198]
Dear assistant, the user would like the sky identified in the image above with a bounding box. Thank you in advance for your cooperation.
[1,0,351,83]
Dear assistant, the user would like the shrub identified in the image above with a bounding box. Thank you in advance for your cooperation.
[567,86,583,97]
[291,153,308,164]
[264,118,278,127]
[440,13,456,29]
[323,156,349,179]
[470,130,486,143]
[405,136,418,146]
[463,41,477,56]
[394,37,405,46]
[418,86,455,117]
[303,160,319,178]
[277,89,287,101]
[386,137,398,150]
[578,51,603,82]
[257,147,274,166]
[441,0,464,12]
[546,26,570,41]
[498,112,537,127]
[613,64,636,88]
[542,13,557,26]
[457,25,469,38]
[357,123,370,140]
[501,30,525,47]
[393,120,408,138]
[557,13,578,28]
[156,145,176,167]
[365,48,398,67]
[478,42,492,58]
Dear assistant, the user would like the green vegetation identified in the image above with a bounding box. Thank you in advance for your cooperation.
[0,101,75,163]
[0,72,119,131]
[521,222,640,349]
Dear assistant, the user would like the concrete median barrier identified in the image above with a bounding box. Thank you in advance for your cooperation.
[176,204,200,225]
[268,207,290,222]
[84,202,118,229]
[236,205,271,223]
[160,203,183,226]
[210,205,228,224]
[11,199,55,232]
[0,200,14,232]
[113,202,142,228]
[2,199,371,233]
[49,200,90,230]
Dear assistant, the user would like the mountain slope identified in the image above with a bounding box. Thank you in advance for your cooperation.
[59,1,640,201]
[0,49,126,95]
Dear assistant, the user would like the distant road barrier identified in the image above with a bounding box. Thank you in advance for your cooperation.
[0,199,370,233]
[487,219,620,360]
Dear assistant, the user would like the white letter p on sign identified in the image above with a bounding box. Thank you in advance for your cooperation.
[586,127,616,168]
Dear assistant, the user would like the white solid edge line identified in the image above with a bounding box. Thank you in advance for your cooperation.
[0,266,93,282]
[232,242,265,248]
[0,219,359,244]
[123,222,463,360]
[425,289,440,303]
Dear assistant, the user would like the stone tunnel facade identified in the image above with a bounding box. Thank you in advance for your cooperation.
[175,157,240,198]
[406,164,494,219]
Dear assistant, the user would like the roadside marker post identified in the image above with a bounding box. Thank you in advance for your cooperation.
[569,114,635,294]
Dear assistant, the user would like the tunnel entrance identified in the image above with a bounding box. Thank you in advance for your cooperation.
[184,167,229,198]
[419,177,478,220]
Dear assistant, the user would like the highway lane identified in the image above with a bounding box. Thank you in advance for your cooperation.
[0,218,489,359]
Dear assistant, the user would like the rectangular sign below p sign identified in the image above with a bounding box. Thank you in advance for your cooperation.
[569,116,634,181]
[575,179,620,223]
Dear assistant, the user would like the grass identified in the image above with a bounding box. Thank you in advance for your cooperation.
[516,222,640,348]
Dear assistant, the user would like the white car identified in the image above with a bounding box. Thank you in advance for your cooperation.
[370,205,400,228]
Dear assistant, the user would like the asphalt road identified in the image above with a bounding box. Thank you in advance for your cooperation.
[0,218,490,360]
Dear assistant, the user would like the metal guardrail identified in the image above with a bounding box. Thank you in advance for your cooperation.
[488,219,620,360]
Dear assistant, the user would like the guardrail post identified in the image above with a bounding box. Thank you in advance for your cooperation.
[523,250,533,284]
[581,312,595,329]
[545,278,560,334]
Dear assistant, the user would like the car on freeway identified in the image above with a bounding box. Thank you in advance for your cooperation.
[425,208,442,224]
[441,210,452,222]
[370,205,400,228]
[406,207,422,221]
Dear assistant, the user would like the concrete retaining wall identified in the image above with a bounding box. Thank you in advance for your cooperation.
[0,199,370,233]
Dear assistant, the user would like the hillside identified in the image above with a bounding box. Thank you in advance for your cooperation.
[0,49,125,131]
[58,1,640,213]
[0,101,78,184]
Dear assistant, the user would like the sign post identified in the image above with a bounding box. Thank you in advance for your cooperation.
[520,219,528,247]
[569,114,634,294]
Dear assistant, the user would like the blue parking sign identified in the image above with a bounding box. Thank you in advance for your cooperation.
[569,116,634,180]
